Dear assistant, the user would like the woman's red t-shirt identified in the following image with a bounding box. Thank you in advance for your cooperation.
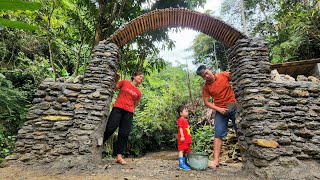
[177,117,192,144]
[113,80,142,113]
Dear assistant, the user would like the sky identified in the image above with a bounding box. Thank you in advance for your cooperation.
[159,0,223,69]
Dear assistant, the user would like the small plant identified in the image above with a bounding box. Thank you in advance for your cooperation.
[190,125,214,155]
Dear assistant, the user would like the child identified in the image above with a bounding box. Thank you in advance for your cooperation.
[177,105,192,170]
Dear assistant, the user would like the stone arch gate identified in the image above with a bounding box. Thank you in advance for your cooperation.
[9,8,320,179]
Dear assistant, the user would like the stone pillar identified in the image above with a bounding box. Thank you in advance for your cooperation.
[61,41,119,168]
[9,41,120,171]
[228,38,320,179]
[227,38,274,175]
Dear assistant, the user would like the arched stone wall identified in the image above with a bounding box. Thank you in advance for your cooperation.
[106,8,246,48]
[8,8,320,178]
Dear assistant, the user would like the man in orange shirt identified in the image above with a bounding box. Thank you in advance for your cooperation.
[196,65,237,169]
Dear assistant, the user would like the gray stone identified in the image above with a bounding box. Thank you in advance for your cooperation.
[302,143,319,155]
[294,129,314,138]
[278,157,299,167]
[19,153,33,162]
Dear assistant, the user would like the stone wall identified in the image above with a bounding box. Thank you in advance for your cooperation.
[8,41,119,170]
[8,38,320,177]
[228,38,320,179]
[12,78,83,163]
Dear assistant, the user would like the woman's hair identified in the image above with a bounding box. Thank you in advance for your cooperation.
[131,71,143,81]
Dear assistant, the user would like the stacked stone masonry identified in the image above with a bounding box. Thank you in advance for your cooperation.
[228,38,320,179]
[9,38,320,178]
[11,41,119,166]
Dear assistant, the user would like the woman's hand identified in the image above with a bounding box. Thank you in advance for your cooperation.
[115,73,120,82]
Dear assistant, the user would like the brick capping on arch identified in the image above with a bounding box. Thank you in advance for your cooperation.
[106,8,246,48]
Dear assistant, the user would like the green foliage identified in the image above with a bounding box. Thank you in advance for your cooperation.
[191,33,228,71]
[0,132,16,159]
[0,18,37,30]
[125,65,203,156]
[0,0,40,31]
[221,0,320,63]
[0,0,41,11]
[190,125,213,154]
[0,74,29,159]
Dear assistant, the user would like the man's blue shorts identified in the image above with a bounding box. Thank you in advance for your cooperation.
[214,107,237,138]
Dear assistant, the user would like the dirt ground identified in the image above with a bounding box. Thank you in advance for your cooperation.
[0,151,257,180]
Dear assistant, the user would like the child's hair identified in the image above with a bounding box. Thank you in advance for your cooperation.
[131,71,143,81]
[177,105,186,116]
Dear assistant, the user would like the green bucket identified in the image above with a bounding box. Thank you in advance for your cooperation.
[188,152,208,171]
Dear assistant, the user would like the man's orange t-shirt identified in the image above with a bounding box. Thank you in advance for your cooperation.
[113,80,142,113]
[202,72,236,108]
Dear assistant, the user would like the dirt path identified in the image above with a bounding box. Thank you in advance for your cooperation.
[0,151,256,180]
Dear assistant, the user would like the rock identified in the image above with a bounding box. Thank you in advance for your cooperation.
[56,96,69,103]
[19,153,33,162]
[294,129,314,138]
[253,139,279,148]
[297,75,308,81]
[5,154,20,160]
[65,77,74,83]
[92,90,101,98]
[291,89,309,97]
[42,116,72,121]
[308,76,320,84]
[283,75,295,81]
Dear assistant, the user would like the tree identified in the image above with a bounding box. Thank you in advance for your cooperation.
[221,0,320,63]
[190,33,228,72]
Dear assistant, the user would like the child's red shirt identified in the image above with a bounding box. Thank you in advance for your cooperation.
[177,117,192,144]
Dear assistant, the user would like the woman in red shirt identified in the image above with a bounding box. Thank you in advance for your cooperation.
[103,71,144,165]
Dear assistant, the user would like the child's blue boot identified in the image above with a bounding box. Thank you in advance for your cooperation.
[184,156,190,167]
[179,157,190,170]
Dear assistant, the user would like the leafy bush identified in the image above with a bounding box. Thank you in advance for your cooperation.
[190,125,214,155]
[0,73,29,159]
[0,130,16,159]
[102,65,202,157]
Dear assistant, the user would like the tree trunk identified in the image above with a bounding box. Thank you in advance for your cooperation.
[93,0,126,46]
[47,12,56,80]
[94,0,106,46]
[186,68,193,103]
[240,0,247,35]
[48,39,56,80]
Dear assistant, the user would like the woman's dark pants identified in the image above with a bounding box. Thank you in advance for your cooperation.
[103,107,133,155]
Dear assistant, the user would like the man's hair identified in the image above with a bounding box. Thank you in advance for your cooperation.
[196,65,206,76]
[177,105,186,115]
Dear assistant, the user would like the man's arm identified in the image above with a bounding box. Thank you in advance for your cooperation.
[203,96,227,115]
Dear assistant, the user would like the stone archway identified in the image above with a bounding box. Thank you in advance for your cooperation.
[10,8,320,179]
[106,8,246,48]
